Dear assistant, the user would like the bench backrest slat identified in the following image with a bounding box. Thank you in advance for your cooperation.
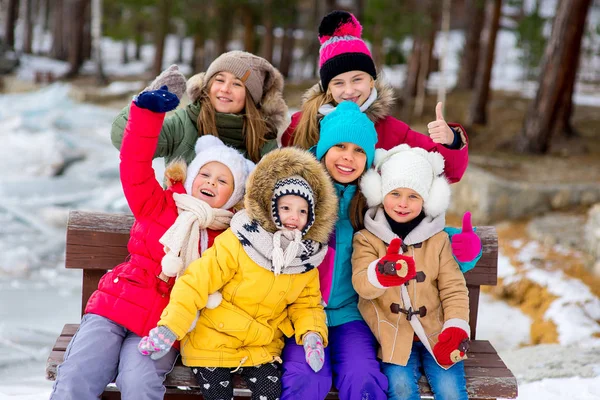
[66,211,498,340]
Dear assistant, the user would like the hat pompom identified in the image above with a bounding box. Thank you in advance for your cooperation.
[318,10,362,44]
[360,169,383,207]
[423,175,451,218]
[161,252,183,277]
[195,135,225,153]
[205,292,223,309]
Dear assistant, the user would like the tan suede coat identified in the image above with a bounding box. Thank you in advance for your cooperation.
[351,206,469,368]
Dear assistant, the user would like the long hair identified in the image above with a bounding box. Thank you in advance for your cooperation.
[292,90,335,150]
[349,188,368,231]
[196,77,268,163]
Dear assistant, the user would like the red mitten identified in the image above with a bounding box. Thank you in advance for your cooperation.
[375,238,416,287]
[433,327,470,366]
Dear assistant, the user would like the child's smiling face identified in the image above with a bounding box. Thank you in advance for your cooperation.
[324,142,367,184]
[191,161,234,208]
[327,70,373,107]
[383,187,424,223]
[277,195,309,232]
[209,71,246,114]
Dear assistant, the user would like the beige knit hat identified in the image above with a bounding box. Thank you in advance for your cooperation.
[204,50,279,105]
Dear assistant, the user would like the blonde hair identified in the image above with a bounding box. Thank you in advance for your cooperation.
[292,90,335,150]
[196,76,269,163]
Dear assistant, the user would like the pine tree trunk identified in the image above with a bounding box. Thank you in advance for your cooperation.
[242,6,255,53]
[50,0,68,60]
[216,3,231,56]
[371,21,384,70]
[467,0,502,126]
[23,0,33,53]
[517,0,592,153]
[134,20,143,61]
[191,32,205,72]
[261,0,274,63]
[152,0,170,77]
[91,0,106,84]
[4,0,20,49]
[403,38,423,100]
[65,0,89,78]
[279,14,297,78]
[456,0,485,90]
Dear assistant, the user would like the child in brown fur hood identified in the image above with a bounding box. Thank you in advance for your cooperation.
[140,147,338,400]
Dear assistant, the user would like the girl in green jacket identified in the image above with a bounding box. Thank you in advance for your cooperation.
[111,51,288,164]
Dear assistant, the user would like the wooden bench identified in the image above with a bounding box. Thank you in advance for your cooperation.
[46,211,518,399]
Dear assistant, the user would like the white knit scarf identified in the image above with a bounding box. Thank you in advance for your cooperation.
[159,193,233,278]
[230,210,328,275]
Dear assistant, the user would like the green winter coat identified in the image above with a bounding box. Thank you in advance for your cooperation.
[111,71,288,165]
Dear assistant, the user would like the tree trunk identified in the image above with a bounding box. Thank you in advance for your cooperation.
[261,0,274,63]
[50,0,68,60]
[215,3,231,56]
[242,6,255,53]
[176,20,185,64]
[325,0,337,13]
[4,0,20,49]
[456,0,485,90]
[152,0,170,77]
[134,19,143,61]
[354,0,365,22]
[517,0,592,153]
[371,20,384,70]
[403,38,423,100]
[279,15,297,78]
[91,0,107,84]
[82,2,92,60]
[65,0,89,78]
[23,0,33,53]
[467,0,502,126]
[191,32,205,72]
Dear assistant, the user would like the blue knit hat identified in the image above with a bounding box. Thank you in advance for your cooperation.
[316,101,378,167]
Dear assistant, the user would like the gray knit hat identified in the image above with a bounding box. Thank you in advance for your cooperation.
[205,51,278,105]
[143,64,187,100]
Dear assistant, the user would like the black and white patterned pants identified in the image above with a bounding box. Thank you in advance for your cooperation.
[192,362,281,400]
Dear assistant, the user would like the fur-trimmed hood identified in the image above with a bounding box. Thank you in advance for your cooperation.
[301,75,395,123]
[164,159,187,188]
[243,147,338,243]
[186,71,290,136]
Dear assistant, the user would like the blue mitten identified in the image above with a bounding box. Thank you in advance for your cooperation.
[134,85,180,113]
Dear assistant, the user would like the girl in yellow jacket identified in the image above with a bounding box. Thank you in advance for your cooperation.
[139,147,338,400]
[352,144,471,400]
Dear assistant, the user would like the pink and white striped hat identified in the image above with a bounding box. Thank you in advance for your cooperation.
[318,10,377,90]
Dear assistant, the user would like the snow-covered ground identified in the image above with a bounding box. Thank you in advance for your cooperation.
[2,0,600,398]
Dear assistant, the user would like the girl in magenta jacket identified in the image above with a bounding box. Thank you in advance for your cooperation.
[50,87,254,400]
[281,10,468,184]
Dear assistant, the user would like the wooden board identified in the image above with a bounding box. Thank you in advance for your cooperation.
[47,325,517,399]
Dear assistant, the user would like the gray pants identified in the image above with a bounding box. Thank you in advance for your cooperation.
[50,313,178,400]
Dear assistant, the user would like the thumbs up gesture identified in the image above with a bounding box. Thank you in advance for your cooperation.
[374,238,416,288]
[450,212,482,263]
[427,102,454,145]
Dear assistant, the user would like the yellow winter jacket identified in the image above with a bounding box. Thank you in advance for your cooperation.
[158,228,328,368]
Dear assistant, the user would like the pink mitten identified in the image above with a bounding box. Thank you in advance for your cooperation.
[451,212,481,262]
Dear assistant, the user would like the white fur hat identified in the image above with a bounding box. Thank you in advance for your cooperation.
[184,135,255,210]
[360,144,451,218]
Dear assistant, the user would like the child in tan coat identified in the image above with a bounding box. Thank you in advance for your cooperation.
[351,144,470,400]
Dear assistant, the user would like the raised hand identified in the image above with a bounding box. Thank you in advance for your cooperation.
[303,332,325,373]
[135,85,180,113]
[427,102,454,145]
[138,325,177,360]
[433,326,470,366]
[144,64,187,101]
[450,212,482,263]
[374,238,416,287]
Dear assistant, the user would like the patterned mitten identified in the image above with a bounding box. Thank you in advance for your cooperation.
[138,325,177,360]
[303,332,325,373]
[143,64,187,101]
[375,238,416,287]
[433,327,470,366]
[135,86,180,113]
[450,212,481,263]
